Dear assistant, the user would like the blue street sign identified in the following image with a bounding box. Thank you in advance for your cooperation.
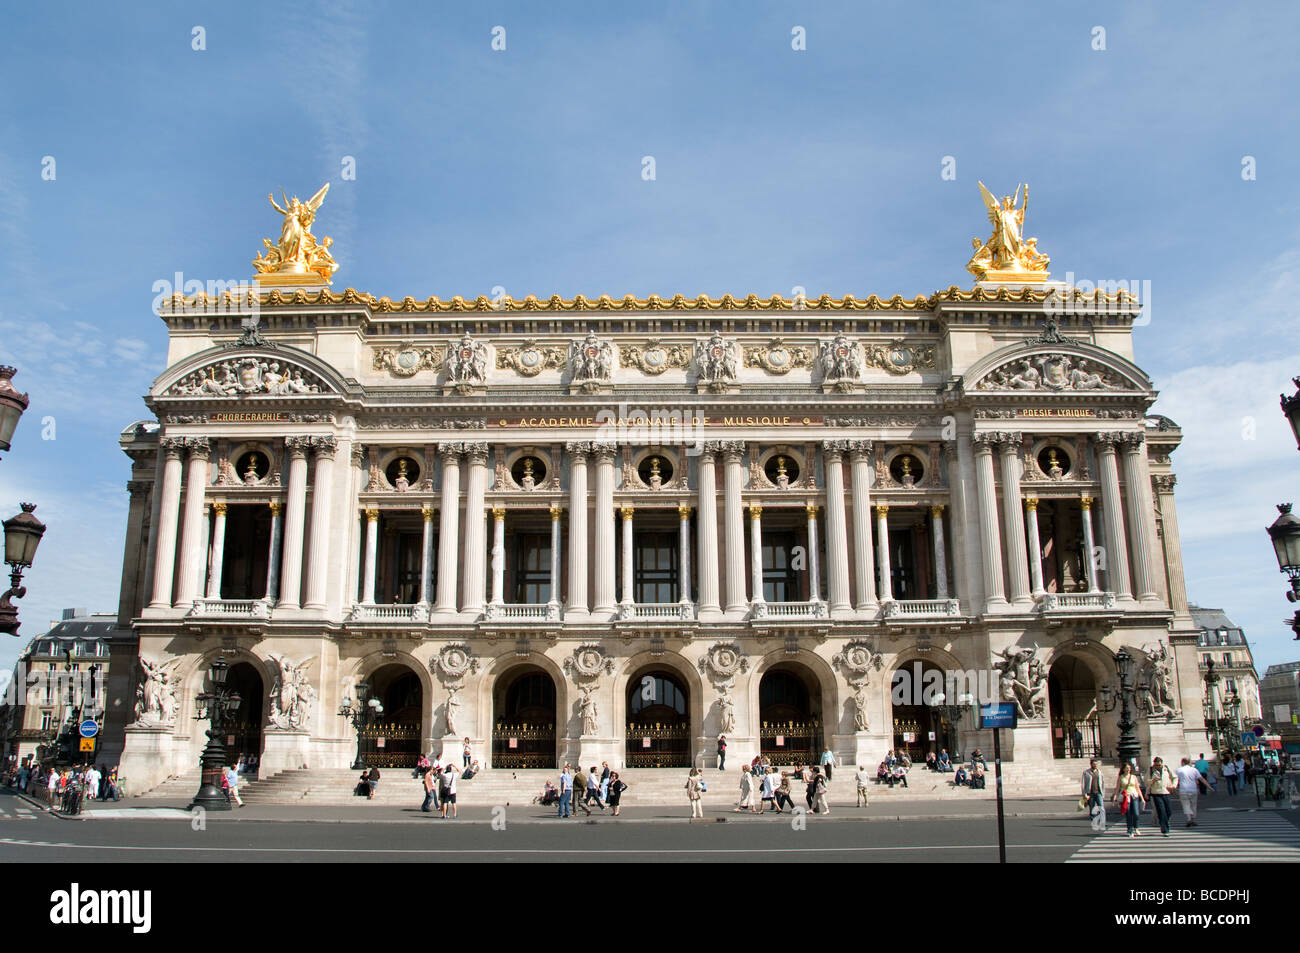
[79,720,98,739]
[980,703,1017,729]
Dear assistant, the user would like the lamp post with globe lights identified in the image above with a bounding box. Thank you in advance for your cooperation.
[0,503,46,636]
[0,366,31,457]
[1266,503,1300,640]
[188,657,243,811]
[338,682,384,770]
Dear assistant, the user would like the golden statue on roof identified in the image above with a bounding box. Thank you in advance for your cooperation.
[253,183,338,284]
[966,181,1050,282]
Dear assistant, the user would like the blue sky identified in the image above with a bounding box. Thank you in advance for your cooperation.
[2,1,1299,683]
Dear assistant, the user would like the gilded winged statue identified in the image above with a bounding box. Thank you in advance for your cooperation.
[966,181,1050,279]
[253,183,339,282]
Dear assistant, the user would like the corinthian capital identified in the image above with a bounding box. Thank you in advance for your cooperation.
[184,436,212,460]
[564,440,594,457]
[591,441,619,463]
[1153,474,1177,493]
[821,439,850,454]
[847,439,873,459]
[1117,431,1146,451]
[463,441,490,464]
[159,435,187,458]
[285,435,313,457]
[1092,431,1124,451]
[437,441,465,461]
[994,431,1023,451]
[970,431,1001,451]
[310,435,338,456]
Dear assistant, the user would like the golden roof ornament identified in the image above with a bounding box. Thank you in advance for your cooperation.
[253,183,338,285]
[966,181,1050,283]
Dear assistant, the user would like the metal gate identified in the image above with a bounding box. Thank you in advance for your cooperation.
[760,720,823,766]
[491,723,556,768]
[1051,717,1100,759]
[626,721,690,768]
[359,723,421,768]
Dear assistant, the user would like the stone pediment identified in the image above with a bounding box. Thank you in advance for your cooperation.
[153,346,344,399]
[965,342,1150,395]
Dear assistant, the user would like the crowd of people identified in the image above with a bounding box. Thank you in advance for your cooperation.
[2,758,123,814]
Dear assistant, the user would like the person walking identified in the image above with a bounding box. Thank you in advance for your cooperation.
[366,766,381,799]
[599,761,611,803]
[607,771,627,816]
[1235,753,1247,793]
[1222,755,1238,796]
[735,764,755,813]
[1148,757,1176,837]
[421,763,438,813]
[758,767,778,813]
[584,766,606,811]
[810,766,830,815]
[716,735,727,771]
[820,747,836,782]
[855,765,871,807]
[223,764,245,808]
[558,764,573,818]
[1081,758,1106,832]
[774,772,794,813]
[686,767,704,818]
[1175,756,1203,827]
[1114,762,1144,837]
[1194,752,1216,793]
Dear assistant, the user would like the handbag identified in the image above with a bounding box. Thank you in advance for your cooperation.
[1077,796,1088,812]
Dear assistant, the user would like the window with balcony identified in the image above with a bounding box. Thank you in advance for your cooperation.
[761,530,800,602]
[634,532,678,603]
[218,504,271,599]
[40,711,52,731]
[512,534,552,604]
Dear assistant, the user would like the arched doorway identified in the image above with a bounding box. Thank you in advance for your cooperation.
[759,664,823,766]
[626,668,690,767]
[362,664,423,768]
[492,666,557,768]
[225,662,264,778]
[1049,655,1100,759]
[890,659,953,762]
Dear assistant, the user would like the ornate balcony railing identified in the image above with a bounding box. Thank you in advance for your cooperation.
[346,603,424,622]
[187,599,271,619]
[617,602,696,622]
[1036,592,1117,611]
[483,602,561,622]
[883,599,962,619]
[751,600,828,621]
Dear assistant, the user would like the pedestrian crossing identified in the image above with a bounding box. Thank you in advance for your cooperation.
[1067,809,1300,863]
[0,806,37,821]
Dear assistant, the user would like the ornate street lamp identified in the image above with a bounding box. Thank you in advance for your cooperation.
[1280,377,1300,452]
[1202,657,1223,756]
[0,503,47,636]
[931,691,974,758]
[189,657,242,811]
[0,366,30,456]
[1105,647,1141,765]
[338,682,383,770]
[1267,504,1300,603]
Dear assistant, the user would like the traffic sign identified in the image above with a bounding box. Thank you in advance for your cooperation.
[980,703,1017,729]
[1253,724,1265,737]
[78,738,95,753]
[78,720,98,739]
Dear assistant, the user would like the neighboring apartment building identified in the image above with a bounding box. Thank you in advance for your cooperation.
[1190,606,1263,737]
[1259,661,1300,756]
[0,609,129,766]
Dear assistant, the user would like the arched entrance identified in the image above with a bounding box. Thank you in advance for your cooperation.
[492,666,557,768]
[362,663,423,768]
[1049,655,1100,759]
[626,668,690,767]
[225,662,264,778]
[890,659,954,762]
[759,664,824,766]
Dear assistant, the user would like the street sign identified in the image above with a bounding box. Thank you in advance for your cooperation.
[78,738,95,752]
[980,703,1017,729]
[78,720,98,739]
[1253,724,1266,737]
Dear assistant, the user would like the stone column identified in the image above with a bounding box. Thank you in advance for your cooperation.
[435,444,462,613]
[1094,432,1132,598]
[875,504,893,602]
[174,437,211,608]
[722,443,748,612]
[565,443,589,616]
[362,507,379,604]
[696,451,721,613]
[849,441,878,610]
[678,505,692,604]
[998,434,1032,606]
[930,504,948,600]
[206,502,227,599]
[806,505,821,602]
[265,500,283,603]
[141,445,166,608]
[549,505,563,611]
[1152,477,1189,612]
[462,443,489,614]
[421,504,436,605]
[199,503,211,600]
[593,445,617,613]
[1079,496,1100,593]
[1120,433,1159,601]
[1024,497,1045,598]
[971,432,1007,609]
[490,506,505,606]
[822,442,852,612]
[749,504,765,606]
[278,436,312,608]
[303,436,337,611]
[620,506,635,608]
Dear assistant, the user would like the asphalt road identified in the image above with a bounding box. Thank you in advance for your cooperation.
[4,788,1294,863]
